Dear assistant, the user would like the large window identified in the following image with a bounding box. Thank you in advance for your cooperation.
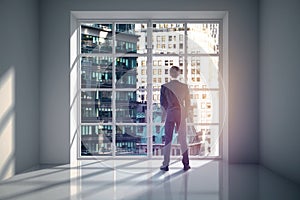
[79,20,222,158]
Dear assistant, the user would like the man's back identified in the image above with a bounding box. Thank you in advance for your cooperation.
[160,80,190,112]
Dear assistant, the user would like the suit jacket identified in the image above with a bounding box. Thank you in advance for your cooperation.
[160,80,190,122]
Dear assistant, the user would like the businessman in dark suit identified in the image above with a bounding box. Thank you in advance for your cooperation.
[160,66,191,171]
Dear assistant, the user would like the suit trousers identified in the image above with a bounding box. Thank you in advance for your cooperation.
[162,110,189,167]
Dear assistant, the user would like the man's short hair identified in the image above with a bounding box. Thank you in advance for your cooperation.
[170,66,180,78]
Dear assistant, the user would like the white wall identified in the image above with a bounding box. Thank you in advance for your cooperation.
[39,0,259,164]
[0,0,40,181]
[259,0,300,184]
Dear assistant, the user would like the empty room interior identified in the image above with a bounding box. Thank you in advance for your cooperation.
[0,0,300,199]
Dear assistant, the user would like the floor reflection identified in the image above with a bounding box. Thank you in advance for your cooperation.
[0,159,299,200]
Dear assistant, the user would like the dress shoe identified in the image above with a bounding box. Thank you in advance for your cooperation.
[160,166,169,171]
[183,165,191,171]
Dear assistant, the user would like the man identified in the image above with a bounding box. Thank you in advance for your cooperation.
[160,66,191,171]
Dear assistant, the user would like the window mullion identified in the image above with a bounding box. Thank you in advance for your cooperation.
[78,24,83,159]
[184,22,188,83]
[147,20,153,158]
[112,22,116,157]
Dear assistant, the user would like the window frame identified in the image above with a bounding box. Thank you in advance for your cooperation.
[70,11,228,161]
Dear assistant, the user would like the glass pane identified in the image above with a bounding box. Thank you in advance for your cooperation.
[116,57,137,88]
[189,90,219,124]
[152,23,185,55]
[136,55,147,101]
[187,125,219,157]
[115,23,147,53]
[116,125,147,156]
[116,91,147,123]
[81,91,112,123]
[187,56,219,89]
[152,102,163,123]
[81,56,113,89]
[81,125,112,156]
[81,23,113,53]
[136,24,147,54]
[187,23,219,54]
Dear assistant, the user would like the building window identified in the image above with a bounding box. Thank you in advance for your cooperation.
[165,60,169,66]
[158,60,162,66]
[179,35,183,41]
[141,60,146,66]
[158,69,162,75]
